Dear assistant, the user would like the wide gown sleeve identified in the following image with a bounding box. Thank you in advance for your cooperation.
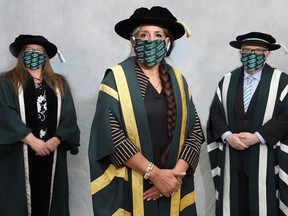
[0,74,31,144]
[54,78,80,154]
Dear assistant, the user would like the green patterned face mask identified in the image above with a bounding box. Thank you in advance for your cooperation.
[133,39,168,66]
[22,51,46,70]
[241,53,266,71]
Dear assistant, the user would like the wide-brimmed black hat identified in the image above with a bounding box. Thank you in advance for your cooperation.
[114,6,185,40]
[229,32,281,51]
[9,34,58,58]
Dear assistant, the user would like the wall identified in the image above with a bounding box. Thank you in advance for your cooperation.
[1,1,288,215]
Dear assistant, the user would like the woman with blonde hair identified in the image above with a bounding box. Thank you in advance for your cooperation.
[0,34,80,216]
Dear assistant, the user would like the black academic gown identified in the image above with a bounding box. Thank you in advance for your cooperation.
[0,72,80,216]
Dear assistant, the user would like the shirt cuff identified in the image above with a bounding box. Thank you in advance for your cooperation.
[221,131,232,143]
[255,131,266,144]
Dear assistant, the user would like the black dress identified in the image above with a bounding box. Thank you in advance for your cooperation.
[24,78,57,216]
[144,82,169,168]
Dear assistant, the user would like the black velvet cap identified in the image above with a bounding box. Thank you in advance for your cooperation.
[9,34,58,58]
[229,32,281,51]
[114,6,185,40]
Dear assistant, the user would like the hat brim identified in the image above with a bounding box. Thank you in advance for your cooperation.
[9,40,57,58]
[229,40,281,51]
[115,18,185,40]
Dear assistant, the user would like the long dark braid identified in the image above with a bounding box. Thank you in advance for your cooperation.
[158,59,177,167]
[132,27,177,138]
[131,27,176,167]
[159,59,177,139]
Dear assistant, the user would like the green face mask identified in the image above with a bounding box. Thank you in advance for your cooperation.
[241,53,266,71]
[133,39,168,66]
[22,51,46,70]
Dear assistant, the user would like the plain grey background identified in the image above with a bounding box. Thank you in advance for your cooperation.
[1,1,288,215]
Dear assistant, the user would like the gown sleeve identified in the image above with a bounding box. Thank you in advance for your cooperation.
[53,77,80,154]
[108,110,139,167]
[0,73,31,144]
[179,108,205,173]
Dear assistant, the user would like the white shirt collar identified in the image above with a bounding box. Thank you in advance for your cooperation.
[244,70,262,81]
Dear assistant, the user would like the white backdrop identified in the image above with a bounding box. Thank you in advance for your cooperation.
[1,1,288,215]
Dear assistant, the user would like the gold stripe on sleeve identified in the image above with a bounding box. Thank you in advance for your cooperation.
[112,208,131,216]
[111,65,144,216]
[99,84,119,101]
[91,164,128,195]
[180,191,196,212]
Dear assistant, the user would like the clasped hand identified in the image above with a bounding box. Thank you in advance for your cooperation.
[34,137,60,156]
[143,168,185,200]
[226,132,260,150]
[23,133,61,156]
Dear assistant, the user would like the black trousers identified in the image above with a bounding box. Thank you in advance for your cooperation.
[238,150,250,216]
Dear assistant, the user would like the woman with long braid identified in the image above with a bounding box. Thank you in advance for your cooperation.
[89,6,205,215]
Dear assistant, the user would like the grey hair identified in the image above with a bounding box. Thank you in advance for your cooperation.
[129,27,140,57]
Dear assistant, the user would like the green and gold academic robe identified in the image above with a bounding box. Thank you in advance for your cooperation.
[207,64,288,216]
[0,72,80,216]
[89,57,200,216]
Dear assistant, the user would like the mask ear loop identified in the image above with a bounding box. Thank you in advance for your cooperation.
[131,36,136,47]
[264,50,270,60]
[165,37,171,52]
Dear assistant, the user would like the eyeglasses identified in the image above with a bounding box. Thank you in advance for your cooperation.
[24,48,46,54]
[240,48,268,55]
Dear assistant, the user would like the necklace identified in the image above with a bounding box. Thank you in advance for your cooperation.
[154,81,161,89]
[142,68,161,89]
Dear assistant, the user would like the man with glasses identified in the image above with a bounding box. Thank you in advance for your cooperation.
[207,32,288,216]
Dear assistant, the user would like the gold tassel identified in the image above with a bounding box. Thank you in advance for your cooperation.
[280,44,288,55]
[57,50,66,63]
[177,21,192,38]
